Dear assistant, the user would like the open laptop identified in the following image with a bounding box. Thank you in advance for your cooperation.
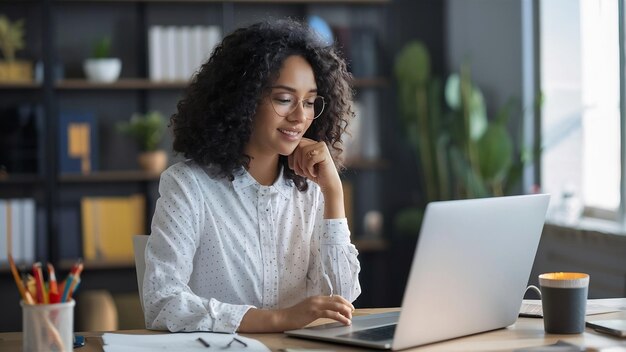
[286,194,550,350]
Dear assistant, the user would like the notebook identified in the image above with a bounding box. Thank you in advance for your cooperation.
[286,194,550,350]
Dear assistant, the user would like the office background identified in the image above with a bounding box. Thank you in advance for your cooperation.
[1,0,626,332]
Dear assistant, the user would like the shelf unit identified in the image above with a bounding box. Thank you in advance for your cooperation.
[0,0,392,330]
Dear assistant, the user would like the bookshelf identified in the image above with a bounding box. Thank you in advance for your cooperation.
[0,0,407,331]
[53,77,389,90]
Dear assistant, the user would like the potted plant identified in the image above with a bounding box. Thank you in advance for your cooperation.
[117,111,167,173]
[83,36,121,83]
[0,15,32,82]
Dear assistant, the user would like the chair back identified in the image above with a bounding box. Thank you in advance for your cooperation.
[133,234,149,312]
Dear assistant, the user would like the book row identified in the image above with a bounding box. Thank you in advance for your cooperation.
[148,25,222,82]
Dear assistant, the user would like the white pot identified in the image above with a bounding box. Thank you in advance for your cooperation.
[83,58,122,83]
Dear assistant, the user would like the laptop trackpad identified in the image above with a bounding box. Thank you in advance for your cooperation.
[306,311,400,331]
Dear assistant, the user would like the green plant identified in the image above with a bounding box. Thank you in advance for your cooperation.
[92,36,112,59]
[117,111,166,152]
[0,15,25,61]
[394,42,449,202]
[393,40,529,233]
[443,65,526,198]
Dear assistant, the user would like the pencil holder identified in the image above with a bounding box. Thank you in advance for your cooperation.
[21,300,75,352]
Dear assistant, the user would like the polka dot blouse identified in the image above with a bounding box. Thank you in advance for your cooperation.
[143,161,362,333]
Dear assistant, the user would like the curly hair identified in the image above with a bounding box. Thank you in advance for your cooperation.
[171,18,354,191]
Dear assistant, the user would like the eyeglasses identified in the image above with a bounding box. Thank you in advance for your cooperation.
[196,336,248,348]
[268,92,326,120]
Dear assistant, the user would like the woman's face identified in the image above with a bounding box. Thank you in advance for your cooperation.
[247,55,317,159]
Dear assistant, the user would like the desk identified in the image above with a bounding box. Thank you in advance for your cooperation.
[1,301,625,351]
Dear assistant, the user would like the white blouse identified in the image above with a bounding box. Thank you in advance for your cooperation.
[143,161,361,333]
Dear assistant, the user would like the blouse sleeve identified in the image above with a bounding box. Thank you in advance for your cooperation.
[306,187,362,302]
[142,164,254,332]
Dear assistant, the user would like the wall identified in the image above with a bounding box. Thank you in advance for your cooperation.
[446,0,538,193]
[445,0,626,299]
[531,224,626,298]
[446,0,523,118]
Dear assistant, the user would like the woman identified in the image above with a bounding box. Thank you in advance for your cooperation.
[143,18,361,333]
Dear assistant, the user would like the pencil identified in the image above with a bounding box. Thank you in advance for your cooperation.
[9,256,34,304]
[61,260,83,302]
[32,263,45,304]
[47,263,60,304]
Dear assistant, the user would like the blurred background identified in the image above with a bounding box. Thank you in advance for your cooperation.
[1,0,625,332]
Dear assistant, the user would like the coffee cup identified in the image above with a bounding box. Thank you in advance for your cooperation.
[538,272,589,334]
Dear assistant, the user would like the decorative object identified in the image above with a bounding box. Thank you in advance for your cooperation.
[117,111,167,173]
[58,112,98,174]
[363,210,383,238]
[0,15,32,82]
[83,36,121,83]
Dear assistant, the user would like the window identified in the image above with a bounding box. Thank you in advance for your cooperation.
[540,0,621,227]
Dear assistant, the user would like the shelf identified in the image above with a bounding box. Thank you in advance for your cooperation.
[0,81,41,90]
[59,170,161,183]
[353,237,388,252]
[352,77,389,89]
[59,258,135,270]
[345,158,388,170]
[51,239,387,272]
[54,77,387,90]
[58,0,390,3]
[56,79,188,90]
[0,173,43,185]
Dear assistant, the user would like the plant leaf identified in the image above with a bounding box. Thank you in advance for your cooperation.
[394,41,430,85]
[469,87,487,141]
[476,123,513,183]
[449,146,488,198]
[445,74,461,111]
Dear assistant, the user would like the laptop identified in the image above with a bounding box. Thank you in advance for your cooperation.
[286,194,550,350]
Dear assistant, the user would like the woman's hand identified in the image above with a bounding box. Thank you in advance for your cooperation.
[238,295,355,333]
[288,138,341,192]
[288,138,345,218]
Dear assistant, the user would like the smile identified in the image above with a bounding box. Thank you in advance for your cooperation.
[278,129,301,137]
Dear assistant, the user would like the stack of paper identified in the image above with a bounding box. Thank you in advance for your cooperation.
[520,299,626,318]
[102,332,270,352]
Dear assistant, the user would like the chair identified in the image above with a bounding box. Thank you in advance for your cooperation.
[133,234,149,313]
[76,289,118,331]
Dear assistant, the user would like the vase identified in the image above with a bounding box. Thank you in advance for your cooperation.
[137,150,167,174]
[83,58,121,83]
[0,60,33,82]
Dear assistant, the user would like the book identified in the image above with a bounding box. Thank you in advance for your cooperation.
[81,194,146,261]
[148,26,164,81]
[343,101,363,163]
[176,27,191,81]
[0,104,42,174]
[0,198,36,265]
[162,26,177,81]
[58,205,81,260]
[357,91,380,160]
[204,26,222,61]
[58,112,98,174]
[190,26,206,75]
[349,27,378,78]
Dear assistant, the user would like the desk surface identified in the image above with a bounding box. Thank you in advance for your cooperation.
[1,300,626,351]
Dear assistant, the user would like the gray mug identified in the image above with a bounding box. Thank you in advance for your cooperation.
[538,272,590,334]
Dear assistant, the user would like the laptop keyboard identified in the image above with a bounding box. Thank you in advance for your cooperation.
[338,324,397,341]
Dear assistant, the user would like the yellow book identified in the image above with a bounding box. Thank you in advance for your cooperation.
[81,194,145,261]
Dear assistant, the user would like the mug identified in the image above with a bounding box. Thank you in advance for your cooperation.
[537,272,589,334]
